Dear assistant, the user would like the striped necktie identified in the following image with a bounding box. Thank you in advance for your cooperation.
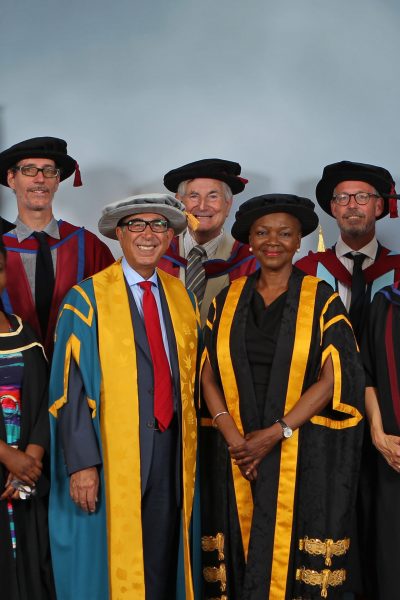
[186,245,207,307]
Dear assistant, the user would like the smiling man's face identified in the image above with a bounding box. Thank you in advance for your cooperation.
[7,158,60,218]
[330,180,384,247]
[178,178,232,244]
[116,212,174,278]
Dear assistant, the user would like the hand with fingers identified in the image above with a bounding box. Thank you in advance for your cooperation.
[373,431,400,472]
[1,445,42,486]
[70,467,99,513]
[229,425,282,480]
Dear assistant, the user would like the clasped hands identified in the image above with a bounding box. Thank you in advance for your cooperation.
[229,425,282,481]
[1,446,42,501]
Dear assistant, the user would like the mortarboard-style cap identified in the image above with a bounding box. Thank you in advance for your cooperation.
[164,158,248,195]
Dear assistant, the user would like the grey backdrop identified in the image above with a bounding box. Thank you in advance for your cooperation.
[1,0,399,258]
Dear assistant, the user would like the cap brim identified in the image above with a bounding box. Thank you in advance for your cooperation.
[98,203,187,240]
[0,151,76,186]
[164,173,245,195]
[231,205,319,244]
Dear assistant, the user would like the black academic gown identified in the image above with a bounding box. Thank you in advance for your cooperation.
[0,316,55,600]
[202,268,364,600]
[361,284,400,600]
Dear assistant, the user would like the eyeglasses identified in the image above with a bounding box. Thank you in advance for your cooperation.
[13,165,60,178]
[332,192,379,206]
[120,218,169,233]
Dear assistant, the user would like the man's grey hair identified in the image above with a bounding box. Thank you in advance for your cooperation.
[333,185,380,197]
[177,180,232,202]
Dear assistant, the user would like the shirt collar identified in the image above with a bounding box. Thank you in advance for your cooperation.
[121,257,159,287]
[14,216,61,243]
[183,229,224,259]
[336,235,378,261]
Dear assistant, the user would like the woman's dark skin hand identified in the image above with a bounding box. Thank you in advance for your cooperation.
[0,443,42,486]
[229,424,282,471]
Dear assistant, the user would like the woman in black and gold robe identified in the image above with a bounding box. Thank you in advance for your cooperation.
[201,194,364,599]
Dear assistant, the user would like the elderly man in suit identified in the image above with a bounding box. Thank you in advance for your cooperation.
[49,194,200,600]
[159,158,257,326]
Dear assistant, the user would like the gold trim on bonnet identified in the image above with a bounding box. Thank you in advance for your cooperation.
[296,567,346,598]
[201,532,225,560]
[299,537,350,567]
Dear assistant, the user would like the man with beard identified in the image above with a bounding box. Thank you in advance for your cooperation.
[296,160,400,599]
[296,160,400,341]
[0,137,114,357]
[159,158,257,326]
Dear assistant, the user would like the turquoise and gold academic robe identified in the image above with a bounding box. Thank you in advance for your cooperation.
[49,261,200,600]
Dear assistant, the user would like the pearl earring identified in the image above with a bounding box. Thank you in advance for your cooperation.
[249,246,253,252]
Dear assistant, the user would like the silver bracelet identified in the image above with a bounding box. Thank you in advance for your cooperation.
[212,410,229,428]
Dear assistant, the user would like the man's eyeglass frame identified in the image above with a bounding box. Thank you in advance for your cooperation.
[332,192,380,206]
[13,165,61,179]
[119,218,169,233]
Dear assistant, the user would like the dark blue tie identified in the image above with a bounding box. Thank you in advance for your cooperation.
[33,231,54,339]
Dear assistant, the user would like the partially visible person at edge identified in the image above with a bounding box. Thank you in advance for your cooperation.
[201,194,364,599]
[49,194,201,600]
[296,160,400,342]
[296,161,400,599]
[0,136,114,358]
[360,280,400,600]
[159,158,257,326]
[0,233,55,599]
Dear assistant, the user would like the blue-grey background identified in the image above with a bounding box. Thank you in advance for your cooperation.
[1,0,399,258]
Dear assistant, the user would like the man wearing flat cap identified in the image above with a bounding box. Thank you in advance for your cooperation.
[160,158,257,326]
[296,160,400,341]
[0,136,114,356]
[48,194,201,600]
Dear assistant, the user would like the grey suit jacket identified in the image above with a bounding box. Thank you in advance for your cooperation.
[58,275,182,501]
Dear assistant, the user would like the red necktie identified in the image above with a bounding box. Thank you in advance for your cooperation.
[138,281,173,431]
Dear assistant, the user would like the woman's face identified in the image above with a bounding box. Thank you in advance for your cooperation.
[249,212,301,270]
[0,253,6,296]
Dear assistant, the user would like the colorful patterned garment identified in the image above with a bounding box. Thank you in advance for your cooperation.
[0,346,23,558]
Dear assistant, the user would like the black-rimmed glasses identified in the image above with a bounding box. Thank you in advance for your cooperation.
[13,165,60,178]
[332,192,379,206]
[120,218,169,233]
